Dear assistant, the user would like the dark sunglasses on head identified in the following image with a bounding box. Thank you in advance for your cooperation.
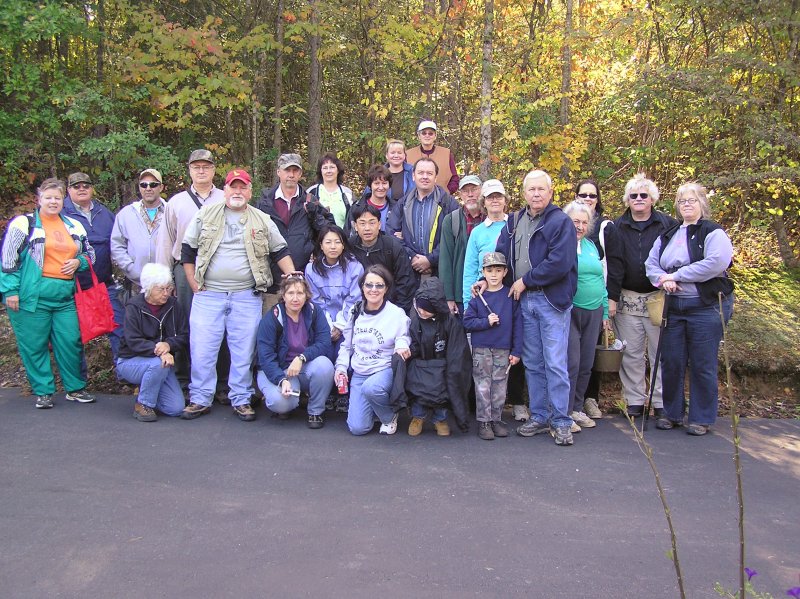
[70,183,92,190]
[629,192,649,200]
[139,182,161,189]
[577,193,598,199]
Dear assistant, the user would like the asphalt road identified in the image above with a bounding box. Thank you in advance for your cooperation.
[1,389,798,598]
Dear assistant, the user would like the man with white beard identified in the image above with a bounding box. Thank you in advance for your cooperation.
[180,169,296,422]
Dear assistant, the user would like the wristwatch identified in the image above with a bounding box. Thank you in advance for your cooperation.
[298,354,307,363]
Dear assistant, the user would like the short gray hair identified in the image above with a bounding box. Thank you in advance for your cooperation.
[37,178,66,199]
[563,200,596,230]
[623,173,659,205]
[522,169,552,191]
[675,182,711,220]
[140,263,173,294]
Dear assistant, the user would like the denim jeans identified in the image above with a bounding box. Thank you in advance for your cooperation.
[661,294,733,426]
[411,403,448,422]
[256,356,334,416]
[189,289,261,407]
[520,290,572,429]
[346,369,395,435]
[116,356,184,416]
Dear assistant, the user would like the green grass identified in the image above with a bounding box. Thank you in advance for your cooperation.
[726,267,800,377]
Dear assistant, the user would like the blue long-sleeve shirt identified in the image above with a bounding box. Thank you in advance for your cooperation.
[462,287,523,357]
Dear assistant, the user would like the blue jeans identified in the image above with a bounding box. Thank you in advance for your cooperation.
[411,403,448,422]
[661,294,733,426]
[116,356,184,416]
[256,356,334,416]
[520,291,572,429]
[347,369,395,435]
[189,289,261,407]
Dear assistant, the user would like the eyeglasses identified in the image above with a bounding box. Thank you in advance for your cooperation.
[152,285,174,293]
[190,165,214,171]
[139,182,161,189]
[418,130,436,136]
[577,193,598,199]
[363,282,386,290]
[629,192,649,200]
[70,183,92,190]
[677,198,699,206]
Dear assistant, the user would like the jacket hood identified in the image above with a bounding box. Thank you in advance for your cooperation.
[415,277,449,315]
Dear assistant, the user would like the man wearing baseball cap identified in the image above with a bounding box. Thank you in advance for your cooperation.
[256,153,334,311]
[155,149,226,394]
[439,174,484,316]
[62,171,124,361]
[111,169,167,297]
[180,168,295,422]
[405,120,460,193]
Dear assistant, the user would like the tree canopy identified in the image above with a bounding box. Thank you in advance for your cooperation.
[1,0,798,264]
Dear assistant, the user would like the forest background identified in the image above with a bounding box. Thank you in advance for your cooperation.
[0,0,798,405]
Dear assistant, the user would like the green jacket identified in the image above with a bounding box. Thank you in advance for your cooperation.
[438,209,469,305]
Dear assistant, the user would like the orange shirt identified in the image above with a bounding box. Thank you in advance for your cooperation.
[41,214,78,279]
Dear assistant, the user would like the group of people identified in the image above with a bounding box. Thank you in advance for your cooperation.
[0,118,735,443]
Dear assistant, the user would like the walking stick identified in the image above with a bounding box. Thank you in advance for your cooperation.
[642,293,670,434]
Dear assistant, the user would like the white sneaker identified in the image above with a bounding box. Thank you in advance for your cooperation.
[584,398,603,419]
[571,411,596,428]
[513,405,530,422]
[379,412,398,435]
[570,421,582,433]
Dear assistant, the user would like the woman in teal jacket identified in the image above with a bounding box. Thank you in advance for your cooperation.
[0,178,96,409]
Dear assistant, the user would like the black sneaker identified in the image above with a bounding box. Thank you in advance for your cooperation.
[35,395,54,409]
[551,425,574,446]
[181,402,211,420]
[626,405,644,417]
[491,420,509,438]
[516,419,550,437]
[335,395,349,413]
[325,395,336,411]
[66,389,96,403]
[233,403,256,421]
[478,421,495,440]
[308,414,324,429]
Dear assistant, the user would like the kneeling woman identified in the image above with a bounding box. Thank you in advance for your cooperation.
[336,265,410,435]
[116,263,189,421]
[256,276,335,429]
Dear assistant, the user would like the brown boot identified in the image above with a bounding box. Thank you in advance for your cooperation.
[133,402,157,422]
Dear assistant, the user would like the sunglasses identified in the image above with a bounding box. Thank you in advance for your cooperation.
[70,183,92,190]
[629,192,649,200]
[139,182,161,189]
[363,282,386,290]
[577,193,598,199]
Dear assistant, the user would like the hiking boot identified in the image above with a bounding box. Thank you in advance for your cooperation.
[551,425,574,446]
[408,417,425,436]
[478,421,495,440]
[335,395,349,413]
[181,402,211,420]
[133,402,157,422]
[307,414,324,429]
[687,423,709,436]
[570,411,596,428]
[656,417,677,430]
[584,397,603,419]
[513,405,530,422]
[233,403,256,422]
[434,420,450,437]
[35,395,54,409]
[516,419,550,437]
[379,412,399,435]
[66,390,96,403]
[491,420,509,437]
[626,404,644,418]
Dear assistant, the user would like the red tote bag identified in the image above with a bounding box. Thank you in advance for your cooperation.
[74,261,117,344]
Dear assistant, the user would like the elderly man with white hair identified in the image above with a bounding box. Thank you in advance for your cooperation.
[116,262,189,422]
[604,173,678,419]
[494,170,578,446]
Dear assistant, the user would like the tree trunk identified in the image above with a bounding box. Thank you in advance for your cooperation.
[93,0,107,141]
[308,0,322,171]
[559,0,573,178]
[479,0,494,179]
[271,0,285,185]
[773,213,799,268]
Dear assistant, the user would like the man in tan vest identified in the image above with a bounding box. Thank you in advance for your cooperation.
[405,120,460,194]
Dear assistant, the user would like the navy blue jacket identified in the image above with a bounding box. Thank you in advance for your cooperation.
[257,301,333,385]
[118,294,188,360]
[495,202,577,311]
[62,197,116,287]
